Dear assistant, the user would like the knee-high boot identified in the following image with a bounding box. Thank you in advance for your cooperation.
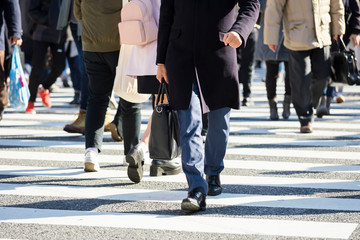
[268,98,279,120]
[282,95,291,120]
[316,96,329,118]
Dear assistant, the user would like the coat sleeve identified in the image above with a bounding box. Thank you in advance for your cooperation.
[330,0,346,36]
[73,0,82,22]
[263,0,286,45]
[156,0,174,64]
[231,0,260,46]
[348,0,360,35]
[4,0,23,39]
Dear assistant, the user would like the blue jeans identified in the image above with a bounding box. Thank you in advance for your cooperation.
[70,23,89,110]
[178,84,231,194]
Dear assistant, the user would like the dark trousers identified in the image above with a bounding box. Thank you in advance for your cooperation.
[28,40,66,102]
[0,50,7,110]
[70,23,89,110]
[265,61,291,100]
[83,51,141,153]
[237,29,257,98]
[288,46,330,125]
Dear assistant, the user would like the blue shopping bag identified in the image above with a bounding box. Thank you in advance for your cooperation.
[9,45,30,111]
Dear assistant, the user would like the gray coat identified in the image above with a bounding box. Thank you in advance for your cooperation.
[255,0,288,62]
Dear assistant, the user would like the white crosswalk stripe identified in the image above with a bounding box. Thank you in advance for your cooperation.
[1,73,360,239]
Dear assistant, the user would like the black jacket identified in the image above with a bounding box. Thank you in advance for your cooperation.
[157,0,260,111]
[344,0,360,43]
[28,0,66,44]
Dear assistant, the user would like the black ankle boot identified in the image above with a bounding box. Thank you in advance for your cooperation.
[206,174,222,196]
[150,160,181,176]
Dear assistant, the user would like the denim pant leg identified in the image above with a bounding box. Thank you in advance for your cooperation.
[204,107,231,176]
[83,51,118,152]
[70,23,89,111]
[178,84,207,194]
[120,98,141,155]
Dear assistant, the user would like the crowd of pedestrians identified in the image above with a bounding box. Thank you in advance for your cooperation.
[0,0,359,212]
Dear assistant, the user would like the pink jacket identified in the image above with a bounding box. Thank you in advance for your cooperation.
[125,0,160,77]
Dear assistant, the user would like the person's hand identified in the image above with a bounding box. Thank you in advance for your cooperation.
[349,34,360,48]
[268,44,277,52]
[9,36,22,46]
[223,31,242,48]
[156,64,168,83]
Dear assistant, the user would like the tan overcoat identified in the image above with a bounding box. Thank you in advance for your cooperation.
[264,0,346,51]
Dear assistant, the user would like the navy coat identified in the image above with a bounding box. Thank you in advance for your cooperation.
[344,0,360,43]
[0,0,22,50]
[157,0,260,112]
[28,0,66,44]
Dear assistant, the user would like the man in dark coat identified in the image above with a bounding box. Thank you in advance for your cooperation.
[0,0,23,120]
[26,0,67,114]
[156,0,260,212]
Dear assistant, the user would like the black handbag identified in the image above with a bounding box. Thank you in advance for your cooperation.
[330,38,360,86]
[149,79,181,160]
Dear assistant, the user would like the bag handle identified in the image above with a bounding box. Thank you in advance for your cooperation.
[155,78,169,108]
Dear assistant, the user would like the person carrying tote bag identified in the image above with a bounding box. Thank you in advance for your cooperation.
[118,0,181,184]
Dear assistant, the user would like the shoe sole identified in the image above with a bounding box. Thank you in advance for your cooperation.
[181,200,205,212]
[109,123,122,141]
[126,151,144,183]
[63,126,85,134]
[149,165,181,177]
[84,162,99,172]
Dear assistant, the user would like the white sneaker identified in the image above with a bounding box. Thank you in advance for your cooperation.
[84,150,100,172]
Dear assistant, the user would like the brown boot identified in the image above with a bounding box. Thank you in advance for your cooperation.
[104,112,112,132]
[63,110,86,134]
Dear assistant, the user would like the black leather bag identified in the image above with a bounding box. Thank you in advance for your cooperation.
[330,38,360,86]
[149,79,181,160]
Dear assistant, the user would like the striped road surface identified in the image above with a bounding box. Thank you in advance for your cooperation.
[1,70,360,240]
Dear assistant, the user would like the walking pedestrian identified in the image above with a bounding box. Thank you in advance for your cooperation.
[0,0,23,120]
[156,0,260,211]
[264,0,345,133]
[124,0,181,183]
[26,0,67,114]
[255,0,291,120]
[74,0,141,172]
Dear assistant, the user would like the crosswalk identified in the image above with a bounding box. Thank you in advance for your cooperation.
[1,71,360,239]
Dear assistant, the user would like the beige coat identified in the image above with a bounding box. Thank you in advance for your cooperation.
[264,0,346,51]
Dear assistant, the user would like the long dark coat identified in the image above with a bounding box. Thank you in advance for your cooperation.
[156,0,260,112]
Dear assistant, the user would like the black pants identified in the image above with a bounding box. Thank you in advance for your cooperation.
[237,29,257,98]
[83,51,141,154]
[288,46,330,125]
[265,61,291,100]
[28,40,66,102]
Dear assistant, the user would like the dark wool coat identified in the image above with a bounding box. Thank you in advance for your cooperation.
[157,0,260,112]
[344,0,360,43]
[28,0,66,44]
[0,0,22,50]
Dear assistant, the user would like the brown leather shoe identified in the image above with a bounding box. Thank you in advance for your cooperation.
[300,123,312,133]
